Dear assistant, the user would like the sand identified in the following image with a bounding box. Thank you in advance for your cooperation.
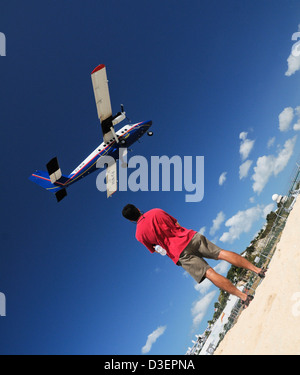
[215,196,300,355]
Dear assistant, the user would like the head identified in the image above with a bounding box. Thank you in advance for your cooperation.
[122,204,142,222]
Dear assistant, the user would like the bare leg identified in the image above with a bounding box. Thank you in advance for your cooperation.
[205,268,247,301]
[218,250,261,274]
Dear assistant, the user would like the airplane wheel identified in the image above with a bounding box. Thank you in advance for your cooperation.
[147,131,153,136]
[120,139,126,145]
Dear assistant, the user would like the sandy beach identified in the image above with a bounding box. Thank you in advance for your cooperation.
[215,196,300,355]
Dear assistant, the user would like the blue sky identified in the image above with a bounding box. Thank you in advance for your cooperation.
[0,0,300,355]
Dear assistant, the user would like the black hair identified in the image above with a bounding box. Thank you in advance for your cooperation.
[122,204,141,221]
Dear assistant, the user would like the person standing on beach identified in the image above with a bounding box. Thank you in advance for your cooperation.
[122,205,266,307]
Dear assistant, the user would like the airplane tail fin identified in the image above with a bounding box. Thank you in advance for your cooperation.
[29,157,68,202]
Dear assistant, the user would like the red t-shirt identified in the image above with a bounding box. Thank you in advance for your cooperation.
[135,208,197,264]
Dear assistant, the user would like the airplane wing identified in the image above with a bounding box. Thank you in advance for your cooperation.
[91,64,126,198]
[91,65,112,125]
[91,64,123,144]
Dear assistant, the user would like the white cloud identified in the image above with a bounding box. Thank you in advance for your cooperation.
[194,278,212,295]
[219,203,275,244]
[273,136,296,172]
[191,291,217,329]
[239,131,248,141]
[219,171,227,186]
[252,155,273,194]
[219,205,262,244]
[191,261,230,329]
[239,159,253,179]
[293,106,300,131]
[141,326,167,354]
[214,260,230,275]
[194,261,229,295]
[209,211,225,236]
[262,203,275,218]
[252,136,297,194]
[267,136,276,148]
[239,132,255,160]
[198,226,206,235]
[182,270,190,278]
[278,107,294,132]
[285,53,300,77]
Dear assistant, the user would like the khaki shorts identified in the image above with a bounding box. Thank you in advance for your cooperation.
[177,233,222,283]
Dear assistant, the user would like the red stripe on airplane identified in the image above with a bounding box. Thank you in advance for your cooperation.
[91,64,106,74]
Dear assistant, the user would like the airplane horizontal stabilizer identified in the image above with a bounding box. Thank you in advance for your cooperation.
[55,188,67,202]
[29,156,70,202]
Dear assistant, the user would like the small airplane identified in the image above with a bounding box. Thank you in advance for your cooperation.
[29,64,153,202]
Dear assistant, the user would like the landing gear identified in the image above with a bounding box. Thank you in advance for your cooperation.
[147,131,153,136]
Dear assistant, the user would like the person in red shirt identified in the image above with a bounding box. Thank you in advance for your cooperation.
[122,204,267,307]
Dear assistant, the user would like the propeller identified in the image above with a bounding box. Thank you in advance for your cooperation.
[120,104,131,122]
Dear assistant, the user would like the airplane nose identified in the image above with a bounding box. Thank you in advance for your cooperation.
[134,120,152,139]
